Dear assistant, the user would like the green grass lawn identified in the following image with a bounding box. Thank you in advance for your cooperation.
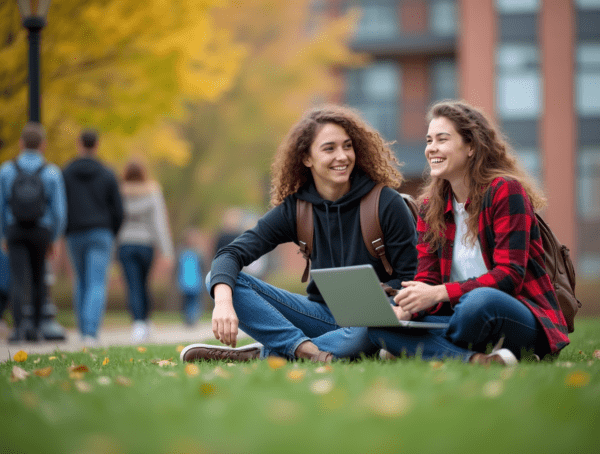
[1,319,599,454]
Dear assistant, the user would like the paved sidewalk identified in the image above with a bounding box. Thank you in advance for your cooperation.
[0,321,250,362]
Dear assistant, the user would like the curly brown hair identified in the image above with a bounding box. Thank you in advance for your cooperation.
[419,100,547,251]
[270,104,404,206]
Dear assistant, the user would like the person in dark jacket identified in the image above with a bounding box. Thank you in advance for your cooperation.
[181,105,417,363]
[62,129,124,345]
[369,100,570,365]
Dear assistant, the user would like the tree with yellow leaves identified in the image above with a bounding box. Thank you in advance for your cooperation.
[0,0,245,167]
[161,0,364,232]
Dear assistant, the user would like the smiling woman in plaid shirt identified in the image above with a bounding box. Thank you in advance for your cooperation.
[369,100,570,365]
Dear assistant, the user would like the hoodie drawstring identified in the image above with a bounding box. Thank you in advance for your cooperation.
[324,204,345,267]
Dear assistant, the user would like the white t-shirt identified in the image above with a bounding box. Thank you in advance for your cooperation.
[449,197,488,282]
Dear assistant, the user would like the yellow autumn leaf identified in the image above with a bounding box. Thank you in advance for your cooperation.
[267,356,287,370]
[565,371,591,388]
[176,345,185,353]
[102,357,109,366]
[286,369,306,382]
[185,364,200,376]
[137,347,147,353]
[48,356,57,361]
[13,350,27,362]
[33,367,53,378]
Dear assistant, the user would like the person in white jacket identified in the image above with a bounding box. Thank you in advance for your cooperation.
[117,158,174,342]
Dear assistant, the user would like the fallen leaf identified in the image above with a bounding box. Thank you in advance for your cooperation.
[593,350,600,360]
[33,367,53,377]
[157,360,176,367]
[565,371,591,388]
[69,372,85,380]
[213,366,231,379]
[199,382,217,396]
[115,376,132,387]
[137,347,147,353]
[310,378,334,395]
[129,358,134,362]
[33,358,41,364]
[102,357,109,366]
[286,369,306,382]
[48,356,57,361]
[176,345,185,353]
[11,366,29,382]
[482,380,504,398]
[75,381,92,393]
[97,376,111,386]
[267,356,287,370]
[13,351,27,362]
[314,365,333,374]
[68,364,89,373]
[185,364,200,376]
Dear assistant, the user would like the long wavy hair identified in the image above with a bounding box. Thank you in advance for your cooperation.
[270,104,404,206]
[419,100,547,251]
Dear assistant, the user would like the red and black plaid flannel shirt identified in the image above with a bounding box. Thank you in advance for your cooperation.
[415,177,570,354]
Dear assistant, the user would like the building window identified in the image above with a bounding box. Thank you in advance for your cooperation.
[576,0,600,10]
[496,44,541,119]
[351,0,399,41]
[345,61,400,142]
[430,58,457,102]
[495,0,540,14]
[576,44,600,117]
[430,0,457,37]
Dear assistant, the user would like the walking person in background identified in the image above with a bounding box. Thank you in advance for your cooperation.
[181,104,417,363]
[63,129,124,345]
[0,122,66,342]
[176,229,204,327]
[117,158,174,343]
[368,100,570,364]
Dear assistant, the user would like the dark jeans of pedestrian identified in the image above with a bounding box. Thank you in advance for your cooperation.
[6,224,52,329]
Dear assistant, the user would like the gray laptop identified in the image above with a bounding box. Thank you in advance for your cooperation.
[311,264,449,329]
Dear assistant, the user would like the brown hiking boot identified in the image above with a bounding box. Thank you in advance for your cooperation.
[180,342,262,362]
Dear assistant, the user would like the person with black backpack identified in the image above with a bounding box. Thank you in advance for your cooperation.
[368,100,571,365]
[0,122,67,342]
[180,105,418,364]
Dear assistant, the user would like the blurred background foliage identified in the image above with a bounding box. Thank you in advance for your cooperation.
[0,0,364,239]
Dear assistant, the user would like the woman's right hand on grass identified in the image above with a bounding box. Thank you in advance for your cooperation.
[212,284,240,347]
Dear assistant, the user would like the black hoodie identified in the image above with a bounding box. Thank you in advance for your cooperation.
[210,170,417,303]
[62,157,124,235]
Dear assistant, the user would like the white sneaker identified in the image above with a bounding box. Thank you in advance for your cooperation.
[486,348,518,366]
[130,321,149,344]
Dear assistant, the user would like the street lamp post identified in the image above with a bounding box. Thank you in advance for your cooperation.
[17,0,52,122]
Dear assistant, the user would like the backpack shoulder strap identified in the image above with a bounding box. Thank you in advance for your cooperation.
[399,193,419,225]
[360,183,393,276]
[296,198,313,283]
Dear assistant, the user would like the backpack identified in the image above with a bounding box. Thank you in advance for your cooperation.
[10,160,47,225]
[535,213,581,333]
[296,183,418,283]
[177,249,203,295]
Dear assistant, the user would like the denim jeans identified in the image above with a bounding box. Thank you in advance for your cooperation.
[368,287,542,361]
[217,272,379,360]
[66,228,114,337]
[182,292,202,325]
[118,244,154,321]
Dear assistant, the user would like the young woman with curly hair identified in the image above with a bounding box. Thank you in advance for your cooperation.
[181,104,418,363]
[369,100,570,365]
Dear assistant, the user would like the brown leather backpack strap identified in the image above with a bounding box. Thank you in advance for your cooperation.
[296,199,313,282]
[360,183,393,276]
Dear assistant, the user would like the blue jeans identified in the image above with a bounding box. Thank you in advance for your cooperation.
[118,244,154,321]
[66,228,114,337]
[368,287,542,361]
[219,272,379,360]
[182,292,202,325]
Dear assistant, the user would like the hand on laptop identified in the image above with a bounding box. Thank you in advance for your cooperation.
[391,304,412,321]
[394,281,449,314]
